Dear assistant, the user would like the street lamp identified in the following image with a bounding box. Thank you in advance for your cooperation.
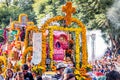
[91,34,96,62]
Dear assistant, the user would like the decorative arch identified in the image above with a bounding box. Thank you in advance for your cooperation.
[22,26,38,63]
[24,26,39,48]
[41,16,85,29]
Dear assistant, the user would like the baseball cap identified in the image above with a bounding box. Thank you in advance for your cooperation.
[56,63,66,70]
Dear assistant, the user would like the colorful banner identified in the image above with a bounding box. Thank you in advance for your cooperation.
[31,33,42,65]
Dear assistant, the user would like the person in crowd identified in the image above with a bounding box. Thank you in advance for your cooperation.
[36,75,42,80]
[14,72,24,80]
[65,56,74,67]
[22,64,34,80]
[63,67,74,80]
[32,71,42,80]
[106,70,120,80]
[104,66,110,75]
[0,74,4,80]
[52,62,66,80]
[66,73,76,80]
[5,69,14,80]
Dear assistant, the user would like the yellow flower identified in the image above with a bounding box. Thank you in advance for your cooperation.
[0,56,7,74]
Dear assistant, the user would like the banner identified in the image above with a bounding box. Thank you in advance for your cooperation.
[31,33,42,65]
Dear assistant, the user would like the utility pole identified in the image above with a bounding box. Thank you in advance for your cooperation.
[91,34,96,62]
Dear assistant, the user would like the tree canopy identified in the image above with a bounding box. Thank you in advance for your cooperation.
[0,0,120,54]
[0,0,36,28]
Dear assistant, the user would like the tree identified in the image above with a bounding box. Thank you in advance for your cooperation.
[33,0,120,55]
[14,0,37,24]
[0,0,36,28]
[33,0,67,26]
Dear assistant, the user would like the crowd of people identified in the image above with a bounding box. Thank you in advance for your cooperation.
[0,36,120,80]
[0,62,76,80]
[88,49,120,80]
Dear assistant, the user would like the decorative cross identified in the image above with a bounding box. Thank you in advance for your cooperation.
[19,14,28,26]
[62,2,76,26]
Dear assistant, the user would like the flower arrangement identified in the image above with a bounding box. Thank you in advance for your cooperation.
[0,56,7,74]
[31,65,45,75]
[69,40,74,44]
[15,27,20,41]
[22,47,33,64]
[2,51,8,58]
[0,59,4,74]
[66,49,73,54]
[74,68,92,80]
[24,26,39,48]
[13,62,21,72]
[82,65,92,72]
[40,2,88,73]
[52,65,56,71]
[14,41,21,50]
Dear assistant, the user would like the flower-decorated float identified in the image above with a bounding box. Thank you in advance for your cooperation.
[21,1,92,79]
[10,13,34,41]
[0,1,92,79]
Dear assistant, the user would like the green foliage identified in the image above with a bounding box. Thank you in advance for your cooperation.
[33,0,67,26]
[0,0,36,28]
[0,0,119,48]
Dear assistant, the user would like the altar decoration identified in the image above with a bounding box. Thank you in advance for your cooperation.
[53,31,68,61]
[31,65,45,75]
[24,26,39,48]
[22,47,33,64]
[31,33,42,65]
[10,13,35,41]
[41,1,88,74]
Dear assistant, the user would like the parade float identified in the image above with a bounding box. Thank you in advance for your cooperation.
[21,2,91,79]
[10,13,34,41]
[0,13,36,73]
[0,2,92,80]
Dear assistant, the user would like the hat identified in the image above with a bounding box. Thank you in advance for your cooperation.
[56,63,66,70]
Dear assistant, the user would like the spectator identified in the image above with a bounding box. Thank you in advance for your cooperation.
[63,67,73,80]
[66,73,76,80]
[106,70,120,80]
[52,62,66,80]
[0,74,4,80]
[15,72,24,80]
[22,64,34,80]
[5,69,14,80]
